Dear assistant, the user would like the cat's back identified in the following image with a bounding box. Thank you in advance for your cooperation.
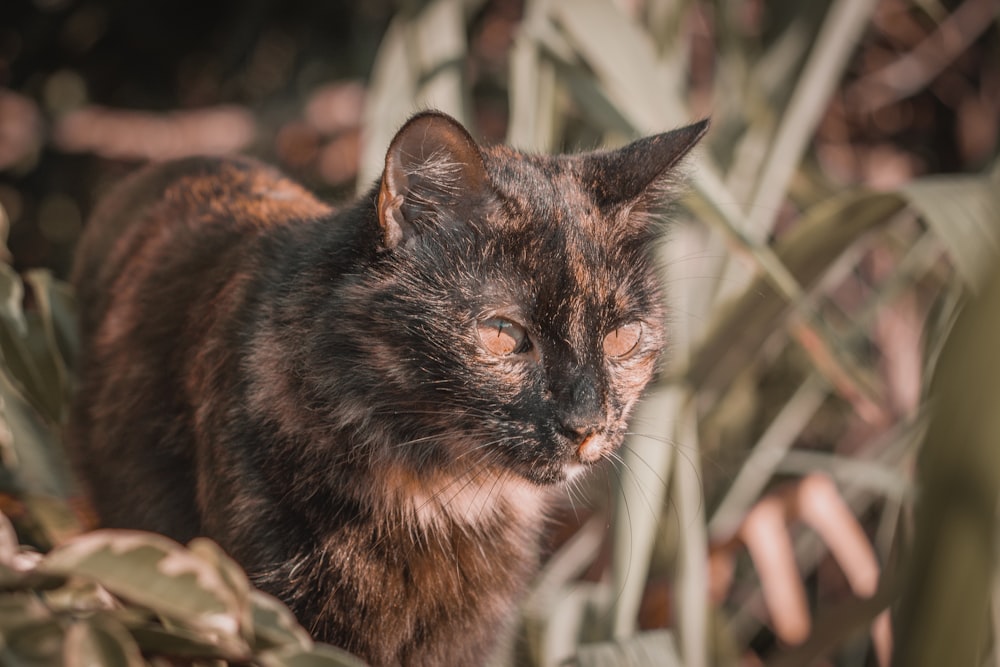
[69,156,334,539]
[72,156,332,338]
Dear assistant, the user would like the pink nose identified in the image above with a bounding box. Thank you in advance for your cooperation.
[576,433,603,463]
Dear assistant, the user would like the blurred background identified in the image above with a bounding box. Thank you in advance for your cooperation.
[0,0,998,666]
[1,0,995,276]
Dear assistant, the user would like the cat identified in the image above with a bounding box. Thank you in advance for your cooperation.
[67,111,707,665]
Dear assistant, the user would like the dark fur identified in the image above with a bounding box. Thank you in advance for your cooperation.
[68,112,707,665]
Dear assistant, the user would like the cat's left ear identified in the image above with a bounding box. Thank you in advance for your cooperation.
[377,111,488,249]
[577,119,709,217]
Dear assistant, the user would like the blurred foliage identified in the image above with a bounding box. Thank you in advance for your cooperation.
[891,265,1000,667]
[0,0,998,666]
[0,510,364,665]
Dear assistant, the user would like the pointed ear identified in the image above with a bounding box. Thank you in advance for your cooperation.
[377,111,488,249]
[577,119,709,215]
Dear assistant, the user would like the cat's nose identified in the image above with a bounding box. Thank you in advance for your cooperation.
[557,376,604,454]
[557,407,604,442]
[558,416,600,441]
[558,414,604,460]
[558,376,602,424]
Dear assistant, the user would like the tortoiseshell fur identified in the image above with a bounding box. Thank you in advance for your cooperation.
[68,112,706,665]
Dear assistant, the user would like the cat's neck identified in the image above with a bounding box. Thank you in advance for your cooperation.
[373,463,552,533]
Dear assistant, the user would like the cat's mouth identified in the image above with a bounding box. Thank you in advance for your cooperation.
[515,429,621,485]
[574,432,605,464]
[565,430,616,476]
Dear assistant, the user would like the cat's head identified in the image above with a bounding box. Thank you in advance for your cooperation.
[341,112,706,487]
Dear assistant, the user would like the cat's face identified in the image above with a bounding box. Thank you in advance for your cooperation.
[341,113,706,486]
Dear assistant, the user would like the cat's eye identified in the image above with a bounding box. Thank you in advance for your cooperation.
[603,322,642,359]
[477,318,531,356]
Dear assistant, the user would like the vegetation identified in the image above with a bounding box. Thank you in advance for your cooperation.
[0,0,997,664]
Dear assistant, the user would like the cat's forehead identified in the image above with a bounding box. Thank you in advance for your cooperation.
[480,146,640,268]
[475,147,655,327]
[482,146,597,223]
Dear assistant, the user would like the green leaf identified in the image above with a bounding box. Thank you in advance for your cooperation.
[1,617,64,665]
[0,363,73,498]
[740,0,881,242]
[0,265,50,415]
[893,268,1000,666]
[258,643,369,667]
[186,537,254,643]
[41,578,118,616]
[0,592,51,631]
[507,0,559,151]
[670,401,708,667]
[20,494,83,548]
[571,630,684,667]
[39,531,247,649]
[249,590,313,652]
[23,269,79,391]
[901,176,1000,292]
[358,16,416,189]
[0,510,21,567]
[409,0,471,122]
[359,0,478,190]
[63,615,145,667]
[553,59,637,140]
[124,623,232,659]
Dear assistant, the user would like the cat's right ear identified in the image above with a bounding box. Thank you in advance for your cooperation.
[377,112,488,249]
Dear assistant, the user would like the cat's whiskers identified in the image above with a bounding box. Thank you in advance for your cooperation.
[384,427,511,455]
[605,450,662,521]
[623,430,705,487]
[369,405,504,423]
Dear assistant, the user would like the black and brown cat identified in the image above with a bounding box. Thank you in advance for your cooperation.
[68,111,707,665]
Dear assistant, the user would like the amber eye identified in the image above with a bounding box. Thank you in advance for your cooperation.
[603,322,642,359]
[477,318,531,356]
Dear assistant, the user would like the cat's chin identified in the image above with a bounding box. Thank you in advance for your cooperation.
[514,460,593,487]
[562,461,591,483]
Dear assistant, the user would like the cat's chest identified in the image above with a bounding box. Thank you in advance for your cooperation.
[303,507,542,664]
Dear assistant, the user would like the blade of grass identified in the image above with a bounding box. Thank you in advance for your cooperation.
[901,176,1000,292]
[572,630,684,667]
[410,0,471,123]
[776,451,912,499]
[892,268,1000,667]
[609,386,684,639]
[673,397,707,667]
[507,0,558,151]
[708,374,829,541]
[741,0,880,243]
[358,17,417,189]
[522,515,606,666]
[358,0,474,189]
[550,0,688,132]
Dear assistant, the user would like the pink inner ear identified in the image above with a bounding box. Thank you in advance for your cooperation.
[376,179,406,248]
[387,113,487,194]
